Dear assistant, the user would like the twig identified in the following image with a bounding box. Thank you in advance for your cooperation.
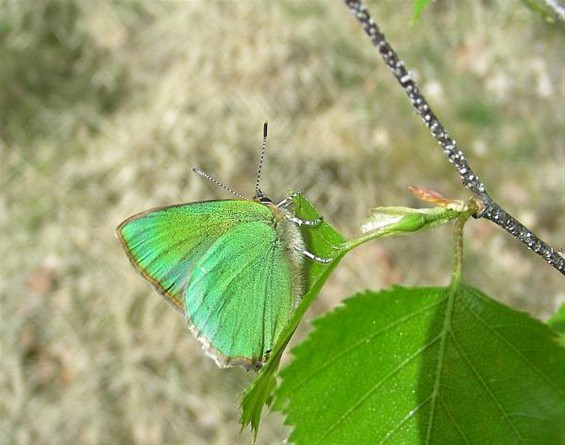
[344,0,565,275]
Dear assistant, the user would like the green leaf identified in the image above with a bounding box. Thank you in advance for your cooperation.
[292,193,346,293]
[275,284,565,444]
[547,303,565,347]
[520,0,565,26]
[240,193,347,438]
[412,0,433,24]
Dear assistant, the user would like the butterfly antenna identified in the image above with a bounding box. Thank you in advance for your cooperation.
[192,168,246,199]
[254,121,268,197]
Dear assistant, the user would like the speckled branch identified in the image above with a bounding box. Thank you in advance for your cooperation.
[344,0,565,275]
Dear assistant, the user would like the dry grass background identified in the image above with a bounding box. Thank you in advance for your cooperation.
[1,1,563,444]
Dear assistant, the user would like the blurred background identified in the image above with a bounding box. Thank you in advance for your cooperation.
[1,1,563,443]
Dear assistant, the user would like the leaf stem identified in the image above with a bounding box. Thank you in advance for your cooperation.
[451,216,467,286]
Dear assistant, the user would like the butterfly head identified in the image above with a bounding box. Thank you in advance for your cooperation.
[254,188,273,205]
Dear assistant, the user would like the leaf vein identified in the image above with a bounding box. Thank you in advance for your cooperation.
[313,337,441,445]
[289,298,445,392]
[449,332,525,442]
[425,286,456,444]
[380,397,431,444]
[438,394,472,444]
[463,295,565,398]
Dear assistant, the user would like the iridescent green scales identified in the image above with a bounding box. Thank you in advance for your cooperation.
[117,198,306,369]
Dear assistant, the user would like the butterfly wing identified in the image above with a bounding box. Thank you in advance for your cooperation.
[116,200,272,313]
[185,219,303,369]
[117,199,303,369]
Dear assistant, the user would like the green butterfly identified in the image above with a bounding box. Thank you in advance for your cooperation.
[116,123,330,370]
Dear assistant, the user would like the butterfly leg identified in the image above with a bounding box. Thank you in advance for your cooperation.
[277,194,324,226]
[277,191,305,209]
[294,246,333,264]
[287,214,324,226]
[276,196,295,209]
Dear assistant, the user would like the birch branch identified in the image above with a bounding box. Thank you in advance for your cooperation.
[344,0,565,275]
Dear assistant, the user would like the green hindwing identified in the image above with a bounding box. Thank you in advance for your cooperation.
[117,198,304,369]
